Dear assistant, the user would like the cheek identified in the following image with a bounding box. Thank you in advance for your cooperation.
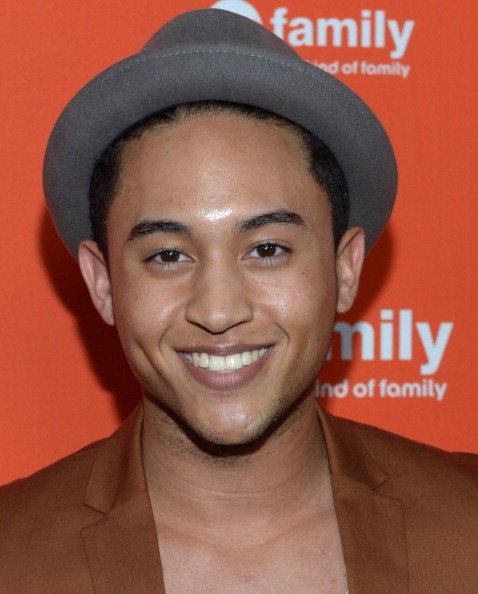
[110,272,183,348]
[251,259,337,331]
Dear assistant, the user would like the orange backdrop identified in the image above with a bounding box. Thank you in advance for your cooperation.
[1,0,477,484]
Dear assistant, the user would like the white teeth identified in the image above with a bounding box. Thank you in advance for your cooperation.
[226,354,243,370]
[241,351,252,366]
[187,348,268,372]
[209,355,226,371]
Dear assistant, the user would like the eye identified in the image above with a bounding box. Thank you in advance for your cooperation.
[157,249,186,263]
[145,249,192,268]
[248,242,290,261]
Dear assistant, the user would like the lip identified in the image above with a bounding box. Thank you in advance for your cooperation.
[177,346,273,390]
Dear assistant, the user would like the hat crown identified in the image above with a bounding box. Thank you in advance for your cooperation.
[142,8,298,59]
[44,8,397,257]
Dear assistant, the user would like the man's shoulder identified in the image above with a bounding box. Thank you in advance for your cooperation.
[330,412,478,495]
[0,435,104,491]
[0,438,109,589]
[0,408,145,590]
[0,406,142,510]
[0,437,104,523]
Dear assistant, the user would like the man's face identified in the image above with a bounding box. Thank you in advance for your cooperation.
[80,114,363,447]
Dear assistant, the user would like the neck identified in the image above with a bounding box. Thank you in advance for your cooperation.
[142,391,330,545]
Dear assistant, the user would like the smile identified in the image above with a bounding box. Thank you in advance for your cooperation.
[184,348,268,372]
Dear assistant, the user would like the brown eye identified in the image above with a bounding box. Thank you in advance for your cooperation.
[146,249,191,267]
[256,243,278,258]
[248,242,290,263]
[248,241,292,265]
[160,249,181,262]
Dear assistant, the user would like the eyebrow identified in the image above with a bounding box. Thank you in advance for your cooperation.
[128,219,192,241]
[236,210,307,232]
[127,209,306,242]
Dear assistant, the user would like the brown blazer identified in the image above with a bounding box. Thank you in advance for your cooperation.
[1,404,477,593]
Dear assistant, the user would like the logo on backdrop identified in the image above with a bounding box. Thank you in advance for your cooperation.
[317,309,454,403]
[210,2,414,79]
[211,0,262,23]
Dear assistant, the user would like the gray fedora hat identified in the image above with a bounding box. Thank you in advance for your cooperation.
[43,8,397,258]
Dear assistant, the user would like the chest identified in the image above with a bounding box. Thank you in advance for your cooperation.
[155,515,347,593]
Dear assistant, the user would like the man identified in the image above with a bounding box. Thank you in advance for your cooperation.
[1,8,477,593]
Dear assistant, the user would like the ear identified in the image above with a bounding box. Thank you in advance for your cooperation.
[78,240,115,326]
[335,227,365,314]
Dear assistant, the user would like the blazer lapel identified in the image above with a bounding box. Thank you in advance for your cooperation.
[317,405,409,594]
[81,406,165,593]
[82,491,164,593]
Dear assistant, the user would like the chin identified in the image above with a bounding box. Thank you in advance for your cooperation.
[182,397,301,453]
[194,421,268,449]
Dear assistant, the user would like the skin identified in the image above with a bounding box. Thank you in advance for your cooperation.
[79,114,365,592]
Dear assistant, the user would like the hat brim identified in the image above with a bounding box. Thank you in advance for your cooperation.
[44,42,397,257]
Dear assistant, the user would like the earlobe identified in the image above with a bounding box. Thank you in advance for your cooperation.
[78,241,115,326]
[335,227,365,314]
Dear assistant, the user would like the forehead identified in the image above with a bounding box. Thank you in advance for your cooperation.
[120,112,310,176]
[109,113,328,231]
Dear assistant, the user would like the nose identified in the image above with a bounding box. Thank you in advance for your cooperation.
[185,262,254,334]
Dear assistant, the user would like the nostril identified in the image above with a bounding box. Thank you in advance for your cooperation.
[184,285,254,333]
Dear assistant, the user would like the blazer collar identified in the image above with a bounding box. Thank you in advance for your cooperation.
[81,403,408,594]
[81,405,165,593]
[317,404,409,594]
[83,406,147,513]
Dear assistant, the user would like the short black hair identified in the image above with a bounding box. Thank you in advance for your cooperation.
[89,101,349,258]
